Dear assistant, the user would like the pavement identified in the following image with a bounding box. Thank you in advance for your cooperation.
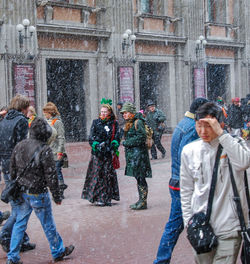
[0,135,247,264]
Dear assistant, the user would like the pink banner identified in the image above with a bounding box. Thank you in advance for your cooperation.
[194,68,206,98]
[13,64,36,106]
[119,67,134,102]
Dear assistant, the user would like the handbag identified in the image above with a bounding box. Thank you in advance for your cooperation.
[111,121,120,169]
[228,161,250,264]
[1,145,45,203]
[186,144,222,254]
[62,153,69,168]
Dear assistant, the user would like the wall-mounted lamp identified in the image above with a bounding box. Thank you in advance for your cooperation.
[16,19,36,55]
[122,29,136,55]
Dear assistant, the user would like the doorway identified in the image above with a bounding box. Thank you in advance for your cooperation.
[46,59,86,142]
[207,64,228,101]
[139,62,169,113]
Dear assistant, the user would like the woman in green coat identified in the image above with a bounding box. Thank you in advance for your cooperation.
[121,102,152,210]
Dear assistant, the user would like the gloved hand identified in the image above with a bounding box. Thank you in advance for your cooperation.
[92,141,99,152]
[111,140,119,150]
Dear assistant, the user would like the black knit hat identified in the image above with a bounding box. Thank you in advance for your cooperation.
[189,97,209,114]
[147,99,155,107]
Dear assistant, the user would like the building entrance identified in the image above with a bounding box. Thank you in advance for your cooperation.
[207,64,228,101]
[46,59,86,142]
[139,62,168,111]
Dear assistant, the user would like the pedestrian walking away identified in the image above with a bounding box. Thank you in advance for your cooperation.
[43,102,68,199]
[180,102,250,264]
[146,100,166,160]
[81,98,120,206]
[0,94,35,254]
[121,102,152,210]
[6,117,74,264]
[153,97,208,264]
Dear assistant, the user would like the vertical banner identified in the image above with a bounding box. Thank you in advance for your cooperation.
[194,68,206,98]
[118,66,134,102]
[13,63,36,106]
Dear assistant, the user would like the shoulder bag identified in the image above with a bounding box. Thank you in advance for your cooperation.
[228,160,250,264]
[186,144,222,254]
[1,145,45,203]
[111,121,120,169]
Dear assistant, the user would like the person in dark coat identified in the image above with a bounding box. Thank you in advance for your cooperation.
[121,102,152,210]
[0,94,35,254]
[227,97,244,136]
[146,100,166,160]
[6,117,74,264]
[81,99,120,206]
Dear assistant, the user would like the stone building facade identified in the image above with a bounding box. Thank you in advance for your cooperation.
[0,0,250,141]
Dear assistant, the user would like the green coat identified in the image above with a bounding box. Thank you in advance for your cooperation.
[146,108,166,136]
[123,113,152,178]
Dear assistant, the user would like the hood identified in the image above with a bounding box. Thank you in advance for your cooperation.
[6,109,26,120]
[29,117,52,142]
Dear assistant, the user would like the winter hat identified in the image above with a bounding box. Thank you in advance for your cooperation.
[117,101,123,107]
[234,97,240,102]
[120,102,136,114]
[100,98,113,112]
[147,99,155,107]
[189,97,209,114]
[30,117,52,142]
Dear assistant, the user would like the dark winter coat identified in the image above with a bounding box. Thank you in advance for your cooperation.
[0,109,28,173]
[123,113,152,178]
[146,108,166,136]
[89,117,120,159]
[10,117,61,202]
[0,109,28,157]
[227,104,244,129]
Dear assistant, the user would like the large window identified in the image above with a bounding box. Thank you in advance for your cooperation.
[140,0,164,15]
[208,0,227,23]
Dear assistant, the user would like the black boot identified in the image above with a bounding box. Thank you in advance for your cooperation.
[130,185,148,210]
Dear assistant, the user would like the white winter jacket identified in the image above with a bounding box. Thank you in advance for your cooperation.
[180,133,250,236]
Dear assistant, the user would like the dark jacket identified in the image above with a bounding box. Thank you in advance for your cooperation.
[0,109,28,157]
[123,113,152,178]
[146,108,166,136]
[89,117,120,158]
[10,117,61,202]
[227,104,244,129]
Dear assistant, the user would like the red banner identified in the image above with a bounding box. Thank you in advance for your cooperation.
[119,67,134,102]
[13,64,36,106]
[194,68,206,98]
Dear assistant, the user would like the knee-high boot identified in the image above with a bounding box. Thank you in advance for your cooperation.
[129,184,141,209]
[130,185,148,210]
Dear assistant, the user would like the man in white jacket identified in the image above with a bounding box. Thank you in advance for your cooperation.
[180,102,250,264]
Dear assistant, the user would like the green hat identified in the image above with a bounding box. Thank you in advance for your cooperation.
[120,102,136,114]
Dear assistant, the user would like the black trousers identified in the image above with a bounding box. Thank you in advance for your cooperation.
[151,132,166,159]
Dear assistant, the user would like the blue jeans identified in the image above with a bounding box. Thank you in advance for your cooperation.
[7,192,65,262]
[153,188,184,264]
[56,160,64,184]
[0,199,29,247]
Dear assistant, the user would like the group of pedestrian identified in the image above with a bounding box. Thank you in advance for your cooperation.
[218,94,250,140]
[153,98,250,264]
[0,93,249,264]
[0,95,74,264]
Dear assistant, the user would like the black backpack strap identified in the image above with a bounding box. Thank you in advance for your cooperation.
[206,144,223,222]
[228,160,247,232]
[244,171,250,219]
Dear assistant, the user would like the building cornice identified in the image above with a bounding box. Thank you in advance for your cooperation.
[135,32,187,44]
[36,23,111,39]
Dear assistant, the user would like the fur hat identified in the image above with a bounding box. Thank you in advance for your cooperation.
[189,97,209,114]
[120,102,136,114]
